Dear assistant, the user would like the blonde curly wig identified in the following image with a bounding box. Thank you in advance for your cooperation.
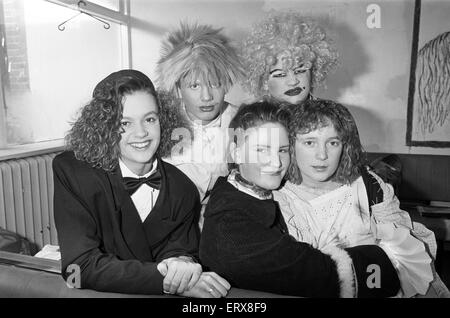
[240,12,339,98]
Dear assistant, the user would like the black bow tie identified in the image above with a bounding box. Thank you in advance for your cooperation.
[123,170,162,195]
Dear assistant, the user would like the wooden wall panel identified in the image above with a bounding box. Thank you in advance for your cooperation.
[367,152,450,203]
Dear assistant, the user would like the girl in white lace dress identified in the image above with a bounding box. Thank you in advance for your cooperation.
[274,99,450,297]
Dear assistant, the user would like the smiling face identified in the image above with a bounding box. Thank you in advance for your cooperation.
[119,90,160,176]
[267,53,312,105]
[178,76,226,124]
[294,123,343,189]
[235,122,290,190]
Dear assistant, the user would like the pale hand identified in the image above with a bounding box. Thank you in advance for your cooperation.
[157,256,202,294]
[180,272,231,298]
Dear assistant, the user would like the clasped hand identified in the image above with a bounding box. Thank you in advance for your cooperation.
[157,256,230,298]
[179,272,231,298]
[157,256,202,294]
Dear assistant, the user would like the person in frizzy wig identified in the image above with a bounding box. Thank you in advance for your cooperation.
[156,22,245,209]
[199,101,401,298]
[239,11,338,105]
[53,69,230,297]
[274,99,450,297]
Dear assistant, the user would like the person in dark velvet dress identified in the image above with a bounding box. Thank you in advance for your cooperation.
[199,101,401,297]
[53,69,230,297]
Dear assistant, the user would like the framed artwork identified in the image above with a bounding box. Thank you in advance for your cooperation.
[406,0,450,147]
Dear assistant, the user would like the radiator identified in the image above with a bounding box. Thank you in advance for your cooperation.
[0,153,59,250]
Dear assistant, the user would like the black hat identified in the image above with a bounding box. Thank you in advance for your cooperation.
[93,69,155,97]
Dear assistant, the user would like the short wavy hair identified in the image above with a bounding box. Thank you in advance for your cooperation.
[228,100,291,170]
[240,11,339,98]
[287,99,367,185]
[156,22,245,95]
[65,69,158,172]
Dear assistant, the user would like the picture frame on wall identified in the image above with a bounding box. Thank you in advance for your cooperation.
[406,0,450,147]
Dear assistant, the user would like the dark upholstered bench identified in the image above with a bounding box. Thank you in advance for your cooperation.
[0,251,291,298]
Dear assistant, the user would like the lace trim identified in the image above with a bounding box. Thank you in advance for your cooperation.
[228,170,273,200]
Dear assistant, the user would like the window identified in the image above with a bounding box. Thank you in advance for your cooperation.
[0,0,130,150]
[88,0,121,12]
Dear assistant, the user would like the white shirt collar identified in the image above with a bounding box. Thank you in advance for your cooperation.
[119,159,158,178]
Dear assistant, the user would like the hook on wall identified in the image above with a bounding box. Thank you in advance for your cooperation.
[58,1,111,31]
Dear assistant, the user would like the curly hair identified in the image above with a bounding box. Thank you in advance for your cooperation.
[240,11,339,98]
[228,100,291,170]
[286,99,367,185]
[65,70,158,172]
[156,89,194,158]
[156,22,245,95]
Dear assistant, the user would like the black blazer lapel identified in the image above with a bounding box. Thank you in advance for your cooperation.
[108,167,153,261]
[143,157,180,248]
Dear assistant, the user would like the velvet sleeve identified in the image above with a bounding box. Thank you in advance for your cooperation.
[206,211,348,297]
[202,209,401,297]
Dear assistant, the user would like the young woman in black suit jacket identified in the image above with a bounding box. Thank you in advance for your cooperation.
[199,101,401,297]
[53,69,229,297]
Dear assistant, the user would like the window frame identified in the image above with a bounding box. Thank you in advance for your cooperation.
[0,0,131,159]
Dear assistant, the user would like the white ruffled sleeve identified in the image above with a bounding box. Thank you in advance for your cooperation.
[369,172,434,297]
[374,222,433,297]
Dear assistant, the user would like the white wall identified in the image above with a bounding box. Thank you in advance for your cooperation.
[129,0,450,156]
